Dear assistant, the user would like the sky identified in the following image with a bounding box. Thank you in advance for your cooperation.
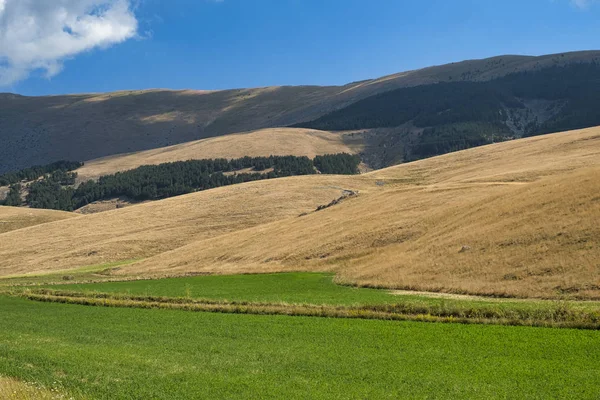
[0,0,599,96]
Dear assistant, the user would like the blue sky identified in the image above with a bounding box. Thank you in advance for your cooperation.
[1,0,599,96]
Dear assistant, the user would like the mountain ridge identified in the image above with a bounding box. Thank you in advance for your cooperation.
[1,50,600,174]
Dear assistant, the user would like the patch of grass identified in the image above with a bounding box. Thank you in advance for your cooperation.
[0,260,139,287]
[37,272,600,309]
[0,376,79,400]
[39,272,399,305]
[1,295,599,399]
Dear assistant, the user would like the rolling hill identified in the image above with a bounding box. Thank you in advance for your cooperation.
[2,50,600,174]
[120,127,600,299]
[0,174,364,277]
[1,126,598,299]
[75,127,361,181]
[0,206,79,234]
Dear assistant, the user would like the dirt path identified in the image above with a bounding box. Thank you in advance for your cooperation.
[389,290,536,302]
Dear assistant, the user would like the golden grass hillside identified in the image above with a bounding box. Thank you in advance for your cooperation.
[0,207,79,234]
[76,127,359,181]
[0,176,366,277]
[1,126,598,299]
[119,127,600,299]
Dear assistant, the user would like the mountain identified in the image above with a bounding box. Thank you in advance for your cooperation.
[1,50,600,174]
[1,126,598,299]
[296,57,600,166]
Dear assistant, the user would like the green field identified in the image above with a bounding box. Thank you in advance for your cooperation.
[41,272,402,305]
[37,272,600,308]
[1,295,600,399]
[2,273,600,399]
[32,272,600,327]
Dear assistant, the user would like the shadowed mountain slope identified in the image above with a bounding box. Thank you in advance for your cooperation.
[2,51,599,174]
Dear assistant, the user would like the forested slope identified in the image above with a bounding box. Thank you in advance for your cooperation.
[296,62,600,161]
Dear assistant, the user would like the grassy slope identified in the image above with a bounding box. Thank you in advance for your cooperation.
[1,295,599,399]
[0,206,79,234]
[122,127,600,299]
[0,175,365,277]
[76,127,360,181]
[2,51,599,174]
[1,126,598,298]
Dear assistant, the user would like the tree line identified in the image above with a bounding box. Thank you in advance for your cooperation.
[0,160,82,186]
[314,154,361,174]
[2,154,360,211]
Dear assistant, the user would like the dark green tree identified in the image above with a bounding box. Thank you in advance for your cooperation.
[3,184,22,207]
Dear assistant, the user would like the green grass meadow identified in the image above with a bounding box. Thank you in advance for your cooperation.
[1,295,600,399]
[36,272,600,323]
[1,272,600,399]
[40,272,401,305]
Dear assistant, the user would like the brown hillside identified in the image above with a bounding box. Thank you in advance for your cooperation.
[0,126,598,299]
[2,51,599,174]
[0,207,79,234]
[0,176,365,277]
[76,127,359,181]
[120,127,600,299]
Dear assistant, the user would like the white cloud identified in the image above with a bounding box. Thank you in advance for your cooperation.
[0,0,138,86]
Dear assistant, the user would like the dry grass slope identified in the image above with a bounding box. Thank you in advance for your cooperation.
[120,127,600,299]
[1,126,599,299]
[76,127,359,181]
[0,175,365,277]
[0,207,79,234]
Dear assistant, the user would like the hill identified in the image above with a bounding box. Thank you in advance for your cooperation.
[0,206,79,234]
[118,127,600,299]
[2,50,600,174]
[76,127,360,181]
[1,126,598,299]
[0,175,364,277]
